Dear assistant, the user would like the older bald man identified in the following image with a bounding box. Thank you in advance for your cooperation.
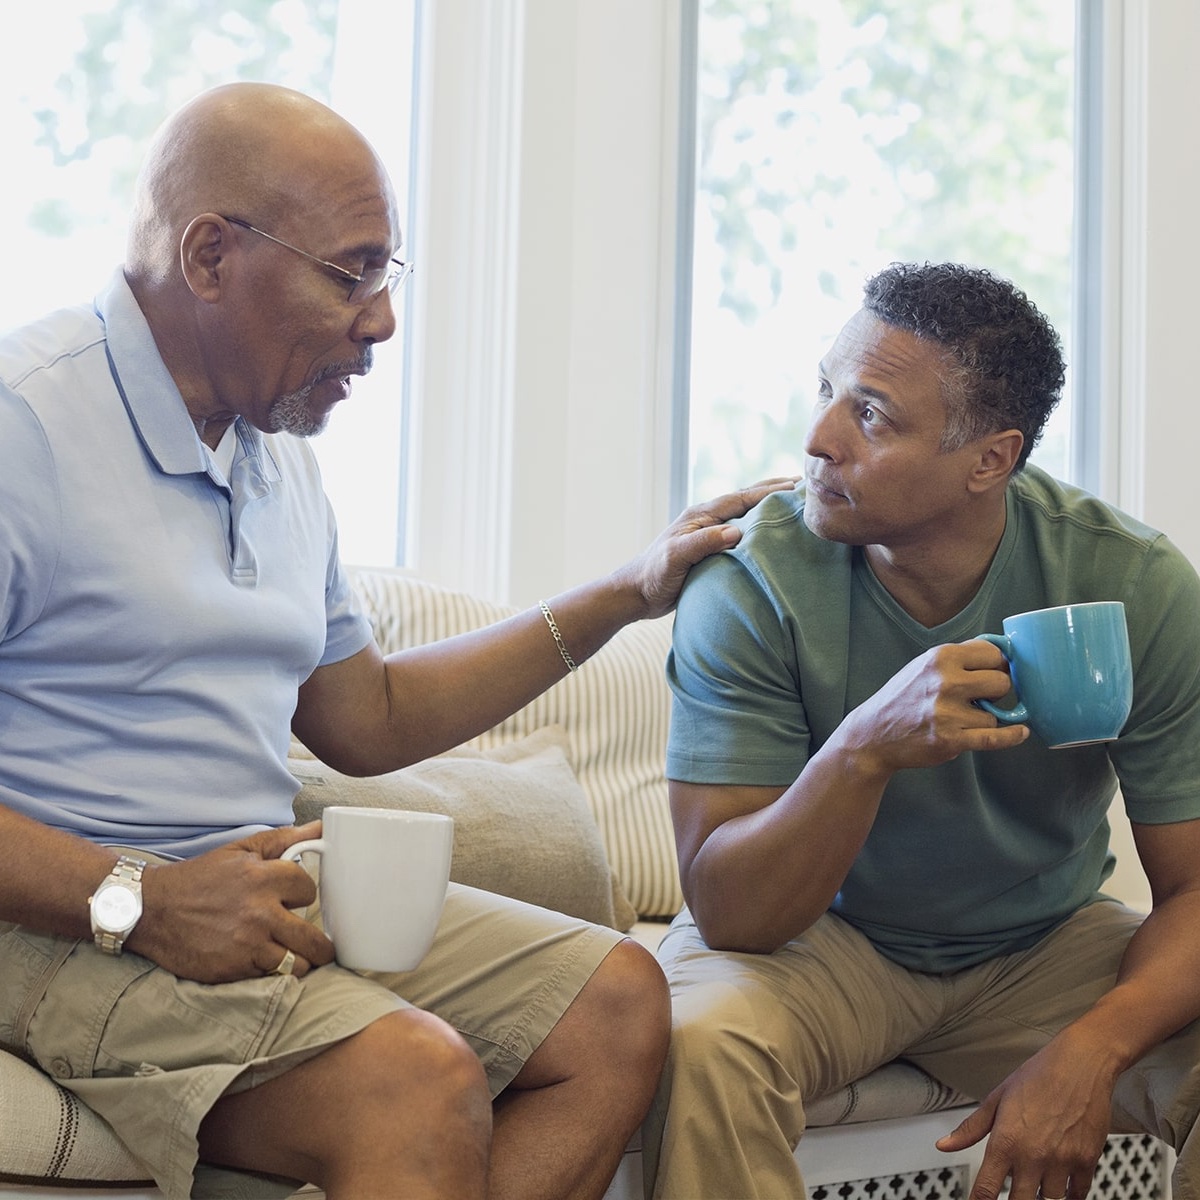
[0,83,781,1200]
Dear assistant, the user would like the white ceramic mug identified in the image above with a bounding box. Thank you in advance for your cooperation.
[283,807,454,972]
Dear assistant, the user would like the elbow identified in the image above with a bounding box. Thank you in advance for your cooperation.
[710,930,790,956]
[688,902,794,956]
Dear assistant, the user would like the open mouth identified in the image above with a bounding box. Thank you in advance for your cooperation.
[313,367,361,402]
[316,349,372,392]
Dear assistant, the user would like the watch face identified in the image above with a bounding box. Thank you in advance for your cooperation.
[94,885,140,931]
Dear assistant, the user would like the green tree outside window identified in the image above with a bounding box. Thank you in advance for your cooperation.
[689,0,1075,499]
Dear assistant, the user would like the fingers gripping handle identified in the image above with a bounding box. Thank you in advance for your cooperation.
[283,838,325,864]
[974,632,1029,725]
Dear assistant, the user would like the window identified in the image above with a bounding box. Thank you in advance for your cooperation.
[14,3,1190,603]
[682,0,1078,503]
[1,0,419,566]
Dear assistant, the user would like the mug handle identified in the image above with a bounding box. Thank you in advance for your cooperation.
[974,632,1030,725]
[282,837,325,865]
[281,839,325,920]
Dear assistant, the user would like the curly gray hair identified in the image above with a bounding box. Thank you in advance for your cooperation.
[862,262,1065,470]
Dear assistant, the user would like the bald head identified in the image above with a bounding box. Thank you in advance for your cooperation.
[126,83,393,286]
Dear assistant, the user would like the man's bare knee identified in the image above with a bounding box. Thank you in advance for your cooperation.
[350,1008,489,1110]
[201,1008,491,1191]
[489,941,670,1200]
[591,939,671,1070]
[526,938,670,1086]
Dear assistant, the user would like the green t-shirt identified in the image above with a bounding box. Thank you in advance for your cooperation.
[666,466,1200,972]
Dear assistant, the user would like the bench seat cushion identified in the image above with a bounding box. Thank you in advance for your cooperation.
[0,1051,151,1187]
[0,1043,969,1188]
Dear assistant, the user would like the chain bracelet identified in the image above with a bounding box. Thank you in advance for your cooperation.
[538,600,579,672]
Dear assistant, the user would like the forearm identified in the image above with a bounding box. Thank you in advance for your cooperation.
[2,799,335,982]
[1058,888,1200,1077]
[681,739,890,952]
[298,482,794,774]
[392,580,633,751]
[0,803,118,937]
[299,572,649,776]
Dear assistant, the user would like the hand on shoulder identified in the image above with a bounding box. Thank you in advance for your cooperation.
[619,478,798,619]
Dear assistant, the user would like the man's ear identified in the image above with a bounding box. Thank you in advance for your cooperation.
[179,214,229,303]
[968,429,1024,493]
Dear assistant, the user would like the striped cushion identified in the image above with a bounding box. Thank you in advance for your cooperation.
[805,1060,971,1128]
[349,570,684,918]
[0,1050,151,1185]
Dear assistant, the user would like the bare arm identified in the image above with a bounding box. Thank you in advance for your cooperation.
[940,818,1200,1200]
[671,639,1028,952]
[0,802,334,984]
[0,802,124,937]
[293,481,795,775]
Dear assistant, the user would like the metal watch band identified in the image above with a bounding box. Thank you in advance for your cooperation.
[92,855,146,955]
[111,856,145,884]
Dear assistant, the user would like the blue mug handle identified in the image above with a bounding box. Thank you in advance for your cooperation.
[975,632,1029,725]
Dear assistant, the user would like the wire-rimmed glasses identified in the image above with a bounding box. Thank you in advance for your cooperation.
[222,215,413,304]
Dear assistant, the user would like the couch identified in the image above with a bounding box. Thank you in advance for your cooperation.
[0,570,1174,1199]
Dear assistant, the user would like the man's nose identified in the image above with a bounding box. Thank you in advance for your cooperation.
[803,400,842,461]
[351,288,398,345]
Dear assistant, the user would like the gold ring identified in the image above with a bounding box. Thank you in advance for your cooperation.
[271,948,296,976]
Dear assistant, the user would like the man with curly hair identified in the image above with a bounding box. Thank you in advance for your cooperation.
[645,262,1200,1200]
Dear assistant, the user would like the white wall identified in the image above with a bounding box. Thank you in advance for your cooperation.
[406,0,681,607]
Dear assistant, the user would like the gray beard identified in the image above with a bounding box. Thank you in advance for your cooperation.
[268,381,328,438]
[267,349,374,438]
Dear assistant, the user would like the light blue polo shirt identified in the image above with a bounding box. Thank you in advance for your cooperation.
[0,270,374,857]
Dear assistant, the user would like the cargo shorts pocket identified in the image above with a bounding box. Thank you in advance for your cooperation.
[14,932,159,1083]
[86,964,303,1078]
[0,926,76,1054]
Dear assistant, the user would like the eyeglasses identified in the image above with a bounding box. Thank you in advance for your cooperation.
[222,216,413,304]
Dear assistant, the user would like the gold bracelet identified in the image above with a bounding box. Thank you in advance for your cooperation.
[539,600,578,672]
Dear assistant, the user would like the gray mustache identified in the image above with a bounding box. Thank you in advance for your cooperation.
[313,348,373,385]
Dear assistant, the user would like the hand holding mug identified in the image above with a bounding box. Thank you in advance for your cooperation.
[284,806,454,972]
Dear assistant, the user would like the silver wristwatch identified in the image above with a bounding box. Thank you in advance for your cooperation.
[88,855,147,955]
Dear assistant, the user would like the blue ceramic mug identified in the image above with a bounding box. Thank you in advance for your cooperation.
[976,601,1133,748]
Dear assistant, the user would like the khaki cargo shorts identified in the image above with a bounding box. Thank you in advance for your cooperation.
[0,879,623,1199]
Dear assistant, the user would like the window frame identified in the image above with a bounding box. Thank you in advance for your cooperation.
[672,0,1088,514]
[404,0,684,605]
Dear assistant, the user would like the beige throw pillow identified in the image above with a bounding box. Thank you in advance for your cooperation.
[290,726,637,931]
[347,568,684,918]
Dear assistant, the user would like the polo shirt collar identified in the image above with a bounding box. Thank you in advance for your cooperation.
[95,268,279,487]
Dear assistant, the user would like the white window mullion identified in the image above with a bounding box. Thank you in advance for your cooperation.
[1107,0,1200,571]
[406,0,682,606]
[404,0,525,600]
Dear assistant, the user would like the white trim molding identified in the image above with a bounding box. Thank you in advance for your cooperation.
[406,0,685,606]
[403,0,526,600]
[1104,0,1200,569]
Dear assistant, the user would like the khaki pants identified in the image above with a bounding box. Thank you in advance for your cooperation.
[645,899,1200,1199]
[1,881,623,1200]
